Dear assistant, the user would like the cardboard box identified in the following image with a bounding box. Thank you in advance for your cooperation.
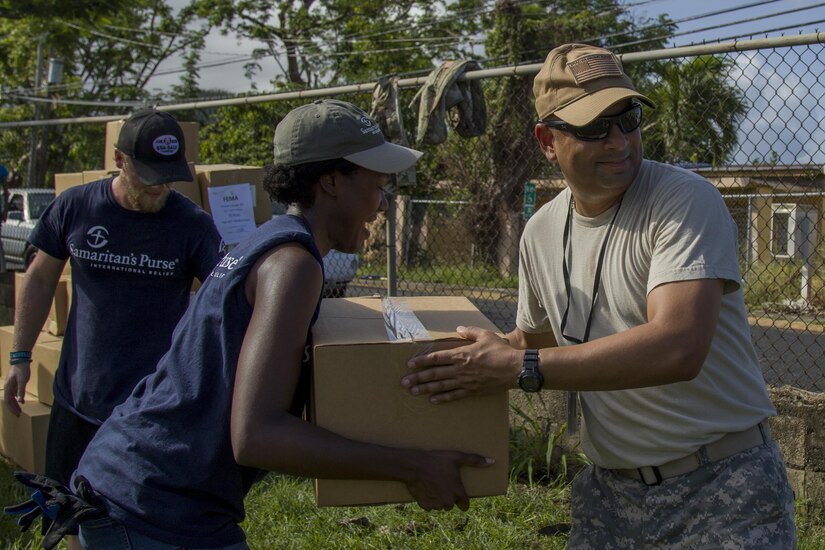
[55,170,109,195]
[14,274,71,337]
[54,172,84,196]
[47,276,71,336]
[169,163,202,208]
[0,390,50,474]
[57,163,200,210]
[311,296,509,507]
[195,164,270,225]
[0,326,60,382]
[82,170,118,184]
[105,119,199,172]
[33,338,62,406]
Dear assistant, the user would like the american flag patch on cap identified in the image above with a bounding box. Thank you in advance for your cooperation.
[568,54,622,84]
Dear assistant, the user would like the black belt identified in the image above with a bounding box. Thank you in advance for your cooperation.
[612,421,770,486]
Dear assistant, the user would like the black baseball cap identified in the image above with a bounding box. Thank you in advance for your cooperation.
[115,108,193,185]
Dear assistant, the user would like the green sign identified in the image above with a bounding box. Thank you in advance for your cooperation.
[523,182,537,220]
[524,182,536,206]
[523,204,535,220]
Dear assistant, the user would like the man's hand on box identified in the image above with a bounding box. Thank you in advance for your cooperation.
[3,363,31,417]
[401,326,521,404]
[405,450,494,511]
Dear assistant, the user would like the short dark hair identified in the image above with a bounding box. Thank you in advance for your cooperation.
[263,158,360,208]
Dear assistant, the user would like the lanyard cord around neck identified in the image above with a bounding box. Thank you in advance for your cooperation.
[560,194,624,344]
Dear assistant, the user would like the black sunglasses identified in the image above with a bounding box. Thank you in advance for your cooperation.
[542,103,643,141]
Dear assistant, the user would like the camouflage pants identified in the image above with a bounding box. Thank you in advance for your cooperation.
[568,441,796,549]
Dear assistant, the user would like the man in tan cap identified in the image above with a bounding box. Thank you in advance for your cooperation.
[402,44,796,547]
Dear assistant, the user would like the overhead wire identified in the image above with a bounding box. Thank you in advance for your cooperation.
[484,0,813,64]
[38,0,782,87]
[611,1,825,50]
[60,21,166,50]
[676,18,825,46]
[4,0,820,108]
[144,0,715,79]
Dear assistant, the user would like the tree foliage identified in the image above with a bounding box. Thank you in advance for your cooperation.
[0,1,210,185]
[190,0,476,89]
[642,55,747,165]
[0,0,126,21]
[428,0,673,274]
[1,0,748,221]
[193,0,746,275]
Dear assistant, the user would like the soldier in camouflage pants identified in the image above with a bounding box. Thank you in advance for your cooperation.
[401,43,796,548]
[570,439,795,548]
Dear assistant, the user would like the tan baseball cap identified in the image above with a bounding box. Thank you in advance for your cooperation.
[273,99,422,173]
[533,44,655,126]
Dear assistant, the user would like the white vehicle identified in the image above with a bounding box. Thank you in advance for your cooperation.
[1,188,55,271]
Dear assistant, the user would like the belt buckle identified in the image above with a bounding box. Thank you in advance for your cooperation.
[637,466,663,486]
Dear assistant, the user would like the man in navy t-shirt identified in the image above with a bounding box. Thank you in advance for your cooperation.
[3,109,222,501]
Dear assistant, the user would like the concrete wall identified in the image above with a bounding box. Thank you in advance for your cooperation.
[510,386,825,513]
[770,386,825,513]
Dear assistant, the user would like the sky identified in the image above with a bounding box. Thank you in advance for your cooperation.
[147,0,825,165]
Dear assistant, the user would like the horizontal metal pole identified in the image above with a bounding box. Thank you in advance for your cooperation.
[1,32,823,129]
[724,191,825,199]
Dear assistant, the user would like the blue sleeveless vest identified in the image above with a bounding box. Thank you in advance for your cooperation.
[75,215,322,547]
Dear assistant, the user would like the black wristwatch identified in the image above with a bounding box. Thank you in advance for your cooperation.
[517,349,543,392]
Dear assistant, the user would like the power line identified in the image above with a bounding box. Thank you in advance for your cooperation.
[674,18,825,46]
[38,0,743,91]
[2,93,145,108]
[7,0,819,104]
[146,0,679,80]
[60,21,165,50]
[506,0,806,62]
[172,0,788,81]
[612,1,825,50]
[1,32,821,129]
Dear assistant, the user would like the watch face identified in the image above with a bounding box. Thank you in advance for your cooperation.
[519,374,542,392]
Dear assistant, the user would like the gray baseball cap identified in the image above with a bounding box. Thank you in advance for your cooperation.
[273,99,422,173]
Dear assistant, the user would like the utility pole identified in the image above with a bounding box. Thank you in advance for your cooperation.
[26,35,45,188]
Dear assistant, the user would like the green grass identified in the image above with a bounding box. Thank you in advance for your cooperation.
[0,460,571,550]
[242,475,570,549]
[743,260,824,310]
[1,458,823,549]
[357,261,519,289]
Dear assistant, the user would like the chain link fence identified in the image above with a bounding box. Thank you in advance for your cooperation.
[324,39,825,393]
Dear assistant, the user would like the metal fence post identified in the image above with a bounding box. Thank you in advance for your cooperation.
[386,196,397,297]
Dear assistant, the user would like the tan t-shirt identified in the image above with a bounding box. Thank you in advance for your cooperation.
[517,159,775,468]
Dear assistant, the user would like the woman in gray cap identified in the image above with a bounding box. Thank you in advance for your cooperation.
[58,100,493,549]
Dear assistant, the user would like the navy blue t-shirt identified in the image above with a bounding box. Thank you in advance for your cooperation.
[29,178,222,423]
[75,215,323,547]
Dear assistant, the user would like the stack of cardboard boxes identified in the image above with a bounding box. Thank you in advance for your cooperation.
[0,276,68,474]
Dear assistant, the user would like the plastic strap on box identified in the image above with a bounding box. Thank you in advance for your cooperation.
[382,298,432,342]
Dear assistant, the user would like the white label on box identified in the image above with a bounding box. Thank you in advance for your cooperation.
[207,183,256,245]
